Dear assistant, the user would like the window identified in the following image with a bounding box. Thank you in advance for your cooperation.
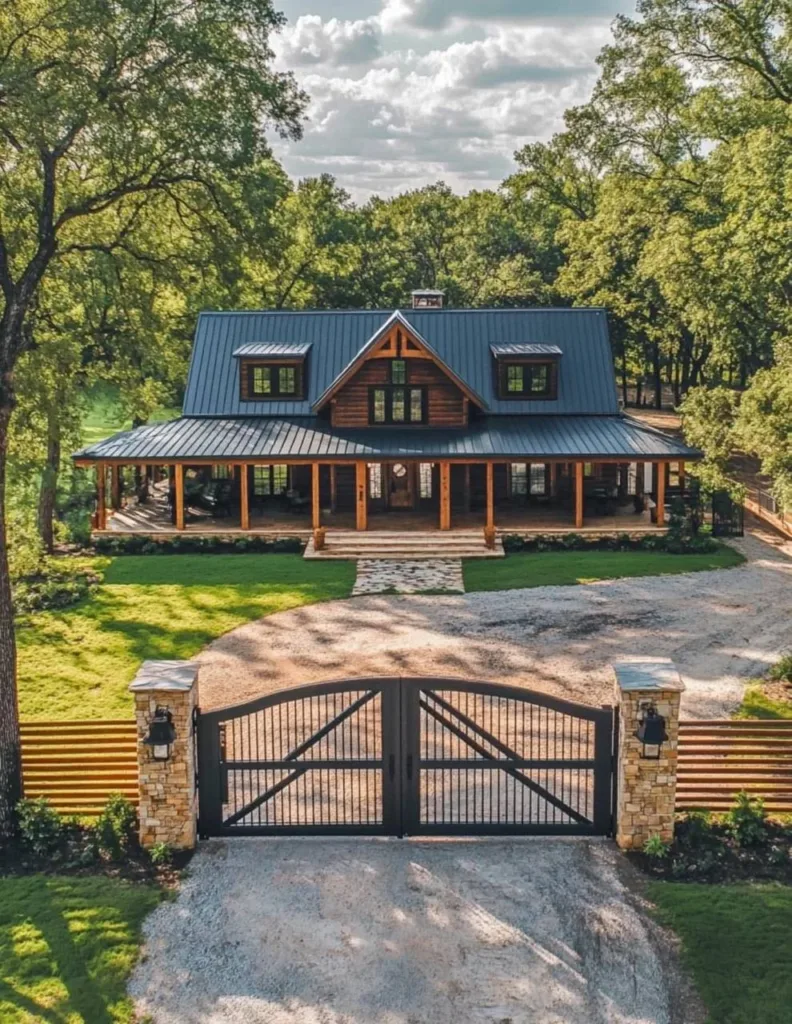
[369,463,382,499]
[369,386,426,425]
[391,359,407,384]
[627,463,638,495]
[253,464,288,497]
[419,464,433,499]
[245,362,303,400]
[584,463,593,477]
[530,464,546,495]
[511,463,528,496]
[212,465,232,480]
[498,360,555,399]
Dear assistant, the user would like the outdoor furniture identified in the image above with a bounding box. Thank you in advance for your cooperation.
[287,489,310,513]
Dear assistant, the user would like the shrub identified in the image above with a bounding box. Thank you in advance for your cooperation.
[92,794,138,861]
[149,842,173,866]
[17,798,64,857]
[768,654,792,683]
[643,834,671,859]
[724,791,768,847]
[12,559,100,615]
[93,534,306,556]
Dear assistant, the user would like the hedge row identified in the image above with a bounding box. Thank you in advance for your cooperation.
[93,534,305,556]
[501,532,719,554]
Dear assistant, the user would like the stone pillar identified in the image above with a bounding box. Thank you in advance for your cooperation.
[130,660,199,850]
[614,659,685,850]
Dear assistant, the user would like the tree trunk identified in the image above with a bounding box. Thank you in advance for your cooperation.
[37,402,61,554]
[0,395,21,838]
[653,343,662,409]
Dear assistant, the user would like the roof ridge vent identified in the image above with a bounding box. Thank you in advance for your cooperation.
[411,289,444,310]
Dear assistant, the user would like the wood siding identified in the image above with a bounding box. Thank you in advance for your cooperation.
[331,358,468,428]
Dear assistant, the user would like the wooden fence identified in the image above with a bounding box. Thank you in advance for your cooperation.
[20,720,138,816]
[676,720,792,814]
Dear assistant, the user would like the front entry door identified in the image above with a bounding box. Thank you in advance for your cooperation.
[389,463,412,508]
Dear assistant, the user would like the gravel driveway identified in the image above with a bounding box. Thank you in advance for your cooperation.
[130,838,700,1024]
[196,533,792,719]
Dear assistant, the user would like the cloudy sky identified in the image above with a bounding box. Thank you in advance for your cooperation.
[271,0,636,201]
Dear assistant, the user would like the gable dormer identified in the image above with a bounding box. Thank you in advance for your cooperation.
[490,344,561,402]
[235,342,311,402]
[314,313,485,429]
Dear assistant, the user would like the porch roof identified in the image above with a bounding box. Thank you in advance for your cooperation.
[74,414,700,463]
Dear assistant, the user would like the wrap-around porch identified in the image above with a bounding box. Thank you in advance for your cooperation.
[92,458,685,542]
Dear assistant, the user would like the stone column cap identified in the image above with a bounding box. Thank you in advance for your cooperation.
[129,659,199,693]
[613,658,685,693]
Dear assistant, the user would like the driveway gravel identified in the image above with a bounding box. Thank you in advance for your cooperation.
[196,533,792,719]
[130,838,701,1024]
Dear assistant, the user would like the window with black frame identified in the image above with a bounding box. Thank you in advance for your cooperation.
[369,384,426,424]
[246,362,303,399]
[499,360,555,399]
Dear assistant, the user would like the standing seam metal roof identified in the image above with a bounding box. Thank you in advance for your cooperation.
[182,308,618,418]
[74,414,700,462]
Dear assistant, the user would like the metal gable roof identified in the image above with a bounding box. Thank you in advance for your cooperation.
[74,414,700,462]
[232,342,312,358]
[182,307,618,418]
[490,343,563,357]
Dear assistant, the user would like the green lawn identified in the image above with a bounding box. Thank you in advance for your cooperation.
[81,383,180,447]
[0,875,161,1023]
[649,883,792,1024]
[463,546,744,592]
[736,685,792,720]
[17,555,355,719]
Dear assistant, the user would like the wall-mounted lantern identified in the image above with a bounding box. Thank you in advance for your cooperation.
[144,706,177,761]
[634,703,667,760]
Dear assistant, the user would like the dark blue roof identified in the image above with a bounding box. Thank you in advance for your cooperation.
[183,308,618,418]
[74,414,699,462]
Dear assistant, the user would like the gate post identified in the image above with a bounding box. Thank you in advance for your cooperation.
[130,660,199,850]
[613,659,684,850]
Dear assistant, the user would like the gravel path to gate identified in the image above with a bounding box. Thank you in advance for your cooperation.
[196,532,792,719]
[130,837,701,1024]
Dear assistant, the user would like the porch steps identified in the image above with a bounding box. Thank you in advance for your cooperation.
[304,530,504,560]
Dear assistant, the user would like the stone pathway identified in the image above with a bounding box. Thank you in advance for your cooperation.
[352,558,465,595]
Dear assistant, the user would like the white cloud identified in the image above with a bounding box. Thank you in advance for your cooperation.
[379,0,631,31]
[275,15,382,67]
[273,5,624,198]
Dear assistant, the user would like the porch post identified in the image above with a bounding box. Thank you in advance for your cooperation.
[486,462,494,533]
[110,465,122,510]
[439,461,451,530]
[574,461,584,529]
[312,462,321,530]
[678,461,685,489]
[174,463,185,531]
[240,463,250,531]
[355,461,368,530]
[96,463,107,530]
[656,461,666,527]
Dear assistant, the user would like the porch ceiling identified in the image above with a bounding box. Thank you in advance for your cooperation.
[74,414,700,464]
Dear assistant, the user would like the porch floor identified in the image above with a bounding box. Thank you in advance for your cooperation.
[102,489,664,537]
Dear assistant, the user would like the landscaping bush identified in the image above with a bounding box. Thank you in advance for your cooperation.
[93,534,305,556]
[724,791,768,848]
[149,842,173,866]
[500,531,718,555]
[91,794,138,861]
[12,558,101,615]
[16,798,64,857]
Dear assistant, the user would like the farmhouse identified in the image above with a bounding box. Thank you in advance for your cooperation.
[74,292,700,555]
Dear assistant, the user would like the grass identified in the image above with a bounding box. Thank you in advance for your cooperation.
[649,882,792,1024]
[0,875,161,1023]
[81,383,180,447]
[736,685,792,720]
[463,545,745,592]
[17,555,355,719]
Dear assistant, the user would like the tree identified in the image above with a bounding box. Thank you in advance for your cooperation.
[0,0,306,836]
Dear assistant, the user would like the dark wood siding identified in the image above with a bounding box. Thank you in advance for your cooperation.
[331,358,468,428]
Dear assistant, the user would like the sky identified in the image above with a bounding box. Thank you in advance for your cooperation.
[270,0,637,201]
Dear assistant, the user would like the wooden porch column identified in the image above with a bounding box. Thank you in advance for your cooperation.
[656,461,666,527]
[574,461,584,529]
[356,461,368,530]
[678,461,685,489]
[174,463,185,531]
[312,463,321,530]
[239,463,250,531]
[96,463,107,530]
[110,465,121,510]
[486,462,494,532]
[439,461,451,530]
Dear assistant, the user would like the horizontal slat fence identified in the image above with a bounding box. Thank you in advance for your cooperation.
[20,720,138,816]
[676,720,792,814]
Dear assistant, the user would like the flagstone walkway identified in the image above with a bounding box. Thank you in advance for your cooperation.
[352,558,465,595]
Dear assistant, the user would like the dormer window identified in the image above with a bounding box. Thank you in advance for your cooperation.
[234,342,311,402]
[491,343,561,401]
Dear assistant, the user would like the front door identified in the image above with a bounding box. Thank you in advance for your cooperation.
[389,463,413,508]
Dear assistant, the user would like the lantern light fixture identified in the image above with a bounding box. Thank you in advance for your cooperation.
[634,703,667,760]
[144,706,177,761]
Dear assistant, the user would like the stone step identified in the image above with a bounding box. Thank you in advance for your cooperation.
[305,537,504,560]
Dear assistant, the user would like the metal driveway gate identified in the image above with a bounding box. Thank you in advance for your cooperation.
[198,678,615,838]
